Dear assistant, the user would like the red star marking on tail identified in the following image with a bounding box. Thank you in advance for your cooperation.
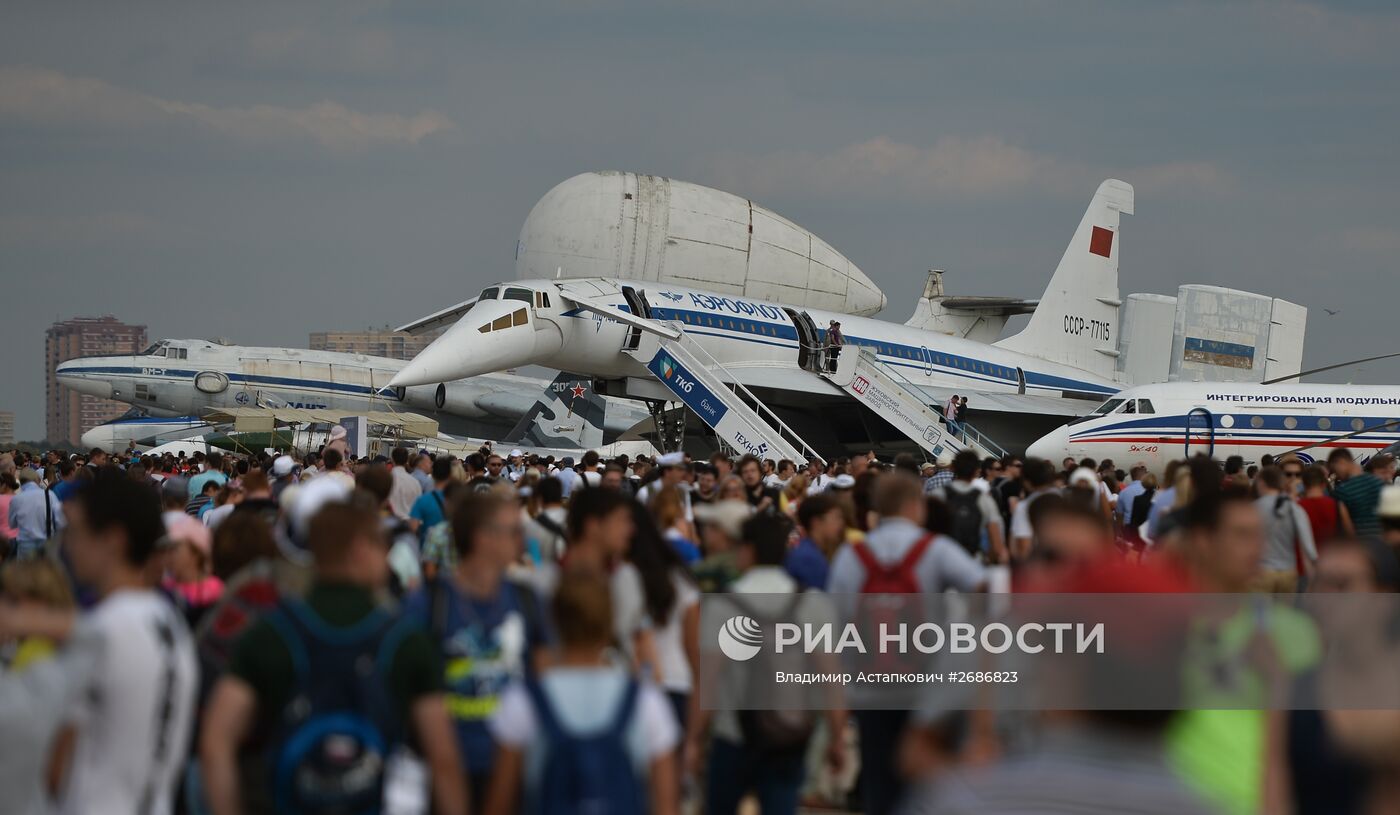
[570,385,587,399]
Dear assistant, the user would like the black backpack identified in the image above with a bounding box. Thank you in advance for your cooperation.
[945,488,983,555]
[729,593,817,756]
[264,600,410,815]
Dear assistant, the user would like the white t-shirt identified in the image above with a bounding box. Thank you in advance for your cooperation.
[530,561,651,659]
[652,572,700,693]
[490,667,679,779]
[58,590,198,815]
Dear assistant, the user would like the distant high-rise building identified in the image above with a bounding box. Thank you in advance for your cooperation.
[308,328,442,360]
[0,410,14,447]
[47,316,148,445]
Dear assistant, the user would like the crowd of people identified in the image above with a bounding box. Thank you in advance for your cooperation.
[2,438,1399,815]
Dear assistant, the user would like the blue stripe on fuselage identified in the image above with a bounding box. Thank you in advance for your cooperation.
[57,366,395,398]
[569,304,1114,396]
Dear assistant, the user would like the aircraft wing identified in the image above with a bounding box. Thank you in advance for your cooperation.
[395,296,479,336]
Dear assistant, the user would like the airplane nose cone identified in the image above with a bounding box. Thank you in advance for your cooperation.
[388,300,547,388]
[1026,425,1069,462]
[55,359,116,399]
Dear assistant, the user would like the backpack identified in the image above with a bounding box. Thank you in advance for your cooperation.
[729,592,817,755]
[852,533,935,594]
[525,677,646,815]
[264,599,407,815]
[944,488,984,556]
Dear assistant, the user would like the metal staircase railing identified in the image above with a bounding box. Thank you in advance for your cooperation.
[666,326,825,465]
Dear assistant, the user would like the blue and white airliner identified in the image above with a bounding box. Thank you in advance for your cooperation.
[1027,381,1400,470]
[385,181,1137,453]
[57,339,650,450]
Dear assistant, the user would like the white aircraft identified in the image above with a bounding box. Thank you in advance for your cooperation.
[387,181,1135,458]
[1026,381,1400,470]
[57,339,651,450]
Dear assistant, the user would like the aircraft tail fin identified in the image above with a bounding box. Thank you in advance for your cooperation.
[995,179,1133,380]
[502,372,606,449]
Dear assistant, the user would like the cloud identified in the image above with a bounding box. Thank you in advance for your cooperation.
[0,66,453,151]
[0,211,166,247]
[1339,227,1400,255]
[705,135,1229,202]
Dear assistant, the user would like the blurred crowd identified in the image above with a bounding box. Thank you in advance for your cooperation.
[1,440,1399,815]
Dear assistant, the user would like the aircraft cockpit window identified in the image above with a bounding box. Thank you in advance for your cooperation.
[1137,399,1155,414]
[479,287,499,301]
[482,308,530,334]
[1122,401,1137,414]
[139,343,162,356]
[1092,398,1125,415]
[169,348,188,360]
[503,287,533,304]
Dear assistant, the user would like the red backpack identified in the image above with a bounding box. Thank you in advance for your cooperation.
[852,533,934,593]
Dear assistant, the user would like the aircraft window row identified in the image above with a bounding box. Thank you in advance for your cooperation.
[167,347,188,360]
[1225,415,1366,432]
[534,291,552,309]
[503,287,533,304]
[479,308,529,333]
[1117,399,1154,414]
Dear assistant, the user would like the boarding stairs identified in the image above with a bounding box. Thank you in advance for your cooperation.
[624,328,824,464]
[822,347,1008,461]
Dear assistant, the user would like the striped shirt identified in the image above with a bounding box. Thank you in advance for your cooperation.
[1334,473,1384,537]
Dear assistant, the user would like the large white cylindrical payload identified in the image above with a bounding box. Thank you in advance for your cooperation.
[516,171,887,316]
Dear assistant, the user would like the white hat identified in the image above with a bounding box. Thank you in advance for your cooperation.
[657,451,685,468]
[1378,485,1400,519]
[271,455,295,477]
[1068,467,1099,488]
[509,449,523,458]
[287,476,352,542]
[936,453,954,467]
[693,499,753,539]
[832,474,856,489]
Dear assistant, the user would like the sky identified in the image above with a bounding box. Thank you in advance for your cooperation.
[3,0,1398,440]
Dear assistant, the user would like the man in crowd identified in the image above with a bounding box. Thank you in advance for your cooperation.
[410,456,455,542]
[406,491,549,811]
[1330,448,1385,538]
[187,451,227,499]
[828,473,986,815]
[56,474,199,815]
[8,468,64,559]
[388,446,424,520]
[927,450,1006,563]
[201,498,466,815]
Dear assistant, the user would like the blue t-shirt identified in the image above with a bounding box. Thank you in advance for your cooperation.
[785,537,830,590]
[409,489,447,542]
[403,578,550,771]
[187,470,227,499]
[665,532,701,565]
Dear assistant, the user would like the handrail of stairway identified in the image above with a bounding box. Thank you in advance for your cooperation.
[669,326,825,464]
